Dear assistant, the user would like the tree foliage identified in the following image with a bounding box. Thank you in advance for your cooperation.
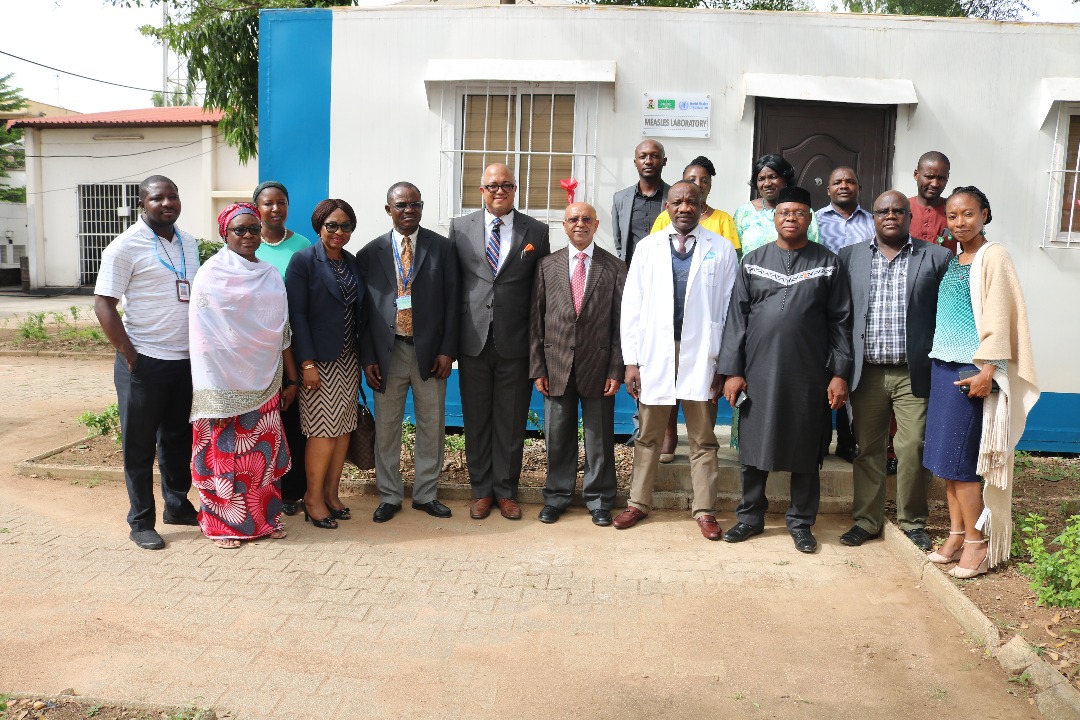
[0,73,28,203]
[840,0,1031,21]
[111,1,354,163]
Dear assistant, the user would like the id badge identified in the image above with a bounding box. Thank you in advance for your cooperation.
[396,295,412,310]
[176,279,191,302]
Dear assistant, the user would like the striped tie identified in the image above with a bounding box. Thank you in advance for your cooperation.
[486,216,502,277]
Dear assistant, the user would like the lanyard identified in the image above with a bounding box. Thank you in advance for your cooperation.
[153,231,187,280]
[392,233,413,294]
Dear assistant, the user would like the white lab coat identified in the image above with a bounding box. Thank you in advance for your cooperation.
[620,226,738,405]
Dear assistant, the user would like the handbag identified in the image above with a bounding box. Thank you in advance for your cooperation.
[347,383,376,470]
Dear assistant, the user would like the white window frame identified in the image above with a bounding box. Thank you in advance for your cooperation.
[436,81,600,225]
[1043,102,1080,249]
[77,182,141,285]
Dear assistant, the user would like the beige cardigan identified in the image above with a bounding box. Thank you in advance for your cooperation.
[970,242,1040,568]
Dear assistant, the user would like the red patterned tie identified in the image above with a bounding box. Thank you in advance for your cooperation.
[571,252,586,315]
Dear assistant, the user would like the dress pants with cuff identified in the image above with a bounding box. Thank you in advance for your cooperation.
[113,352,196,531]
[458,327,532,501]
[850,362,930,533]
[542,366,617,511]
[373,338,447,506]
[736,465,820,531]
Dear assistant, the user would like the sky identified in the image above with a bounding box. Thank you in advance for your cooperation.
[2,0,1079,114]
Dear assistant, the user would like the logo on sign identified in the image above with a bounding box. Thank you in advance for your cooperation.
[657,99,675,109]
[678,101,689,110]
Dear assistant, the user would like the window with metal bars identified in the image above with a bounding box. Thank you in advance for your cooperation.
[440,83,598,222]
[77,183,141,285]
[1045,107,1080,248]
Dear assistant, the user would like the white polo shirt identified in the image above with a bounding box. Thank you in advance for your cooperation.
[94,216,201,360]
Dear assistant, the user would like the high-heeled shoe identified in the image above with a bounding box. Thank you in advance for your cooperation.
[949,539,989,578]
[302,507,338,529]
[281,501,300,517]
[329,506,351,520]
[927,531,965,564]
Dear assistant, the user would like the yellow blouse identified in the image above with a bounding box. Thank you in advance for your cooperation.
[651,207,741,251]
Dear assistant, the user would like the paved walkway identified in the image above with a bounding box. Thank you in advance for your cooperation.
[0,354,1039,720]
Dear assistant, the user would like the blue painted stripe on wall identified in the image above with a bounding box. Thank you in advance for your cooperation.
[258,8,332,236]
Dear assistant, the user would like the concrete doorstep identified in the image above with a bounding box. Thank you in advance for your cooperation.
[883,523,1080,720]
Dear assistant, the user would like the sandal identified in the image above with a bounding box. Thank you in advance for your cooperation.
[270,528,287,539]
[927,531,965,564]
[949,539,989,579]
[213,538,242,550]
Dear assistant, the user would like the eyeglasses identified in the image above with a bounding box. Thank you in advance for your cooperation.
[323,221,356,233]
[482,183,517,194]
[390,201,424,211]
[230,225,263,237]
[775,210,810,219]
[872,208,909,218]
[563,216,595,225]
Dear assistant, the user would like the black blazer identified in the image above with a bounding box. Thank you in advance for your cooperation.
[357,227,460,388]
[839,237,951,398]
[285,241,366,364]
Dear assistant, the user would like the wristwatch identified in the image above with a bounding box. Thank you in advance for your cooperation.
[284,379,301,387]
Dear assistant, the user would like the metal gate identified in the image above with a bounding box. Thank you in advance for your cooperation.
[77,183,141,286]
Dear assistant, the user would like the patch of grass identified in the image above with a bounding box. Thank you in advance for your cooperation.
[445,432,465,454]
[16,311,48,341]
[843,559,862,569]
[79,403,121,445]
[930,687,949,701]
[0,692,9,711]
[1018,512,1080,608]
[1008,671,1031,685]
[86,704,102,717]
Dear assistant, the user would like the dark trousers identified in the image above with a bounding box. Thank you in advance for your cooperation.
[279,395,307,503]
[113,352,196,531]
[835,405,856,452]
[736,464,820,531]
[458,329,531,500]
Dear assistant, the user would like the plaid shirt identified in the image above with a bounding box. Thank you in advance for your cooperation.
[865,238,912,364]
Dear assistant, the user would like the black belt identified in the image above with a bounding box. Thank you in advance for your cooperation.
[395,335,414,344]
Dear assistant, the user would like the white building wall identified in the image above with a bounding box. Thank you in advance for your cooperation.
[0,201,28,269]
[26,124,255,288]
[323,5,1080,394]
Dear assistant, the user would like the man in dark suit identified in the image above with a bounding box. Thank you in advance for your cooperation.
[529,202,626,526]
[450,163,551,520]
[838,190,951,551]
[358,182,459,523]
[611,140,669,265]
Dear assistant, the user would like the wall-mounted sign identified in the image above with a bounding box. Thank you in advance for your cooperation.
[641,93,711,138]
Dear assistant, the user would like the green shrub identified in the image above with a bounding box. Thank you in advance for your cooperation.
[197,238,223,264]
[16,312,47,340]
[1018,512,1080,608]
[79,403,122,445]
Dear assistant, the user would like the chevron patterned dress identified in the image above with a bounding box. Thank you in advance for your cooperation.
[299,257,361,437]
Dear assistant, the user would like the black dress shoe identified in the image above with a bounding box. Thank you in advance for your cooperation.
[129,529,165,550]
[839,525,881,547]
[722,522,764,543]
[538,505,562,524]
[372,503,401,523]
[591,509,612,527]
[412,499,452,518]
[280,501,300,517]
[886,457,899,475]
[791,528,818,554]
[904,527,933,551]
[835,445,859,463]
[162,511,199,526]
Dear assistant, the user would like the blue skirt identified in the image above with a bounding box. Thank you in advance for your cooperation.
[923,360,983,482]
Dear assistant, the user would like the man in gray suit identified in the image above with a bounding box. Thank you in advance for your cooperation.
[611,139,669,265]
[451,163,551,520]
[358,182,459,523]
[530,202,626,526]
[838,190,951,551]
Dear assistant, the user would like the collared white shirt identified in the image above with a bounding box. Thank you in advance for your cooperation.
[668,226,698,254]
[567,241,595,284]
[484,208,515,273]
[391,228,416,258]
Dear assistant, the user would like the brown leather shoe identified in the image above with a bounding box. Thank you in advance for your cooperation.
[496,498,522,520]
[612,506,646,529]
[697,514,723,541]
[470,496,494,520]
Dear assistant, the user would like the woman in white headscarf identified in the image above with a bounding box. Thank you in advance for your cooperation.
[188,202,301,549]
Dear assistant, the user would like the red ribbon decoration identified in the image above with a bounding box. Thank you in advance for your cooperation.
[560,178,579,205]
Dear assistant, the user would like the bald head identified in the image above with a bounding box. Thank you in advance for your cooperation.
[480,163,517,216]
[872,190,911,248]
[563,202,599,251]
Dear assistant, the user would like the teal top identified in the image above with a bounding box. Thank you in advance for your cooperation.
[733,201,821,255]
[929,257,1007,371]
[255,231,312,278]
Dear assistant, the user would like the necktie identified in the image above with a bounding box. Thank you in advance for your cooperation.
[486,216,502,277]
[675,234,687,253]
[571,252,586,315]
[396,234,413,336]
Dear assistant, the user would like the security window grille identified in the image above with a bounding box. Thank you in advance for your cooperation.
[440,83,599,222]
[78,183,141,285]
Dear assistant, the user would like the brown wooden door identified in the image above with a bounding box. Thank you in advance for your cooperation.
[752,99,896,211]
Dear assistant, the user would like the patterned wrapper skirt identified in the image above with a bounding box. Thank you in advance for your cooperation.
[192,396,289,540]
[923,359,983,482]
[299,347,360,438]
